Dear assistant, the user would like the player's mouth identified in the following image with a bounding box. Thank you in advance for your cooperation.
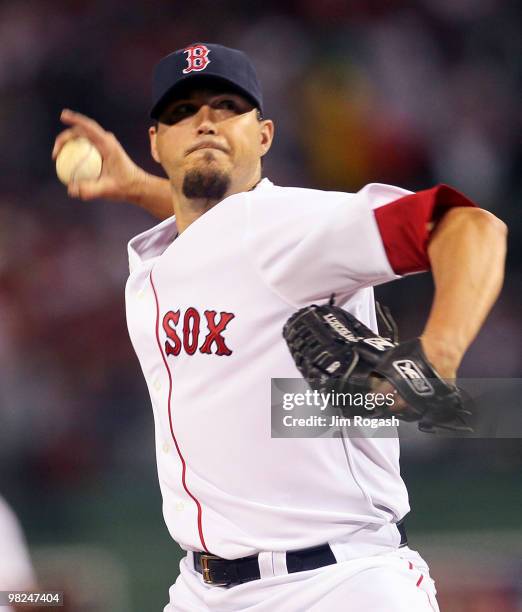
[186,141,229,156]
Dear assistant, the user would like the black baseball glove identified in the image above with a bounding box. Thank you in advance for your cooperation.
[282,301,473,433]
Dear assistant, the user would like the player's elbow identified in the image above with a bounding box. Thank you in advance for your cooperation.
[435,206,508,251]
[461,207,507,256]
[462,207,507,235]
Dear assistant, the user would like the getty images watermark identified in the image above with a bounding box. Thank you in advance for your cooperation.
[281,389,399,430]
[271,380,402,438]
[271,378,522,438]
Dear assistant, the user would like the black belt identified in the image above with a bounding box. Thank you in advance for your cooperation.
[194,521,407,586]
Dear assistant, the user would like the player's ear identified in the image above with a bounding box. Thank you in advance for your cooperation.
[149,125,161,164]
[259,119,274,157]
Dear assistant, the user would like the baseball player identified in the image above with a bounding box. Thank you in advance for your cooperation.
[0,495,38,612]
[52,43,507,611]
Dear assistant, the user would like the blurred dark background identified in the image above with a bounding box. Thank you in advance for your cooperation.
[0,0,520,610]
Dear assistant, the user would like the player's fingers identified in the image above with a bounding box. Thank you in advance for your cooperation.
[370,377,407,413]
[60,108,104,133]
[68,179,107,201]
[60,109,113,156]
[68,180,92,201]
[67,180,81,199]
[52,128,83,159]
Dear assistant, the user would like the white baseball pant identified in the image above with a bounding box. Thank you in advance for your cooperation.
[164,545,439,611]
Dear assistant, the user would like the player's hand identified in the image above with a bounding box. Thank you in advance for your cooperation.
[52,109,147,202]
[369,337,459,414]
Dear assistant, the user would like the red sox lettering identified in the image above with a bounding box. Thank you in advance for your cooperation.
[162,308,235,357]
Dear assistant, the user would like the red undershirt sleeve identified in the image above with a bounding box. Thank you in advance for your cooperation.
[373,184,478,275]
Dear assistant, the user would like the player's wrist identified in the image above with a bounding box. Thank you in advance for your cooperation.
[419,335,461,379]
[125,165,152,204]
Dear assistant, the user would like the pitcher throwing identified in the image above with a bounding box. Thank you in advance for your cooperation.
[53,43,506,611]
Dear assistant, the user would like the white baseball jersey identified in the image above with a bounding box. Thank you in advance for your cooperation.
[0,496,36,612]
[125,178,472,560]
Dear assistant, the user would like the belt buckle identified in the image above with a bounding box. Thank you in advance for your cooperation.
[200,554,227,586]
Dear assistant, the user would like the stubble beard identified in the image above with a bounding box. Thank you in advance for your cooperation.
[182,155,231,202]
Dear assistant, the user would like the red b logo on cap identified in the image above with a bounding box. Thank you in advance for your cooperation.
[183,44,211,74]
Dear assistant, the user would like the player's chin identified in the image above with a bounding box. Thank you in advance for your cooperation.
[188,159,231,180]
[189,151,230,171]
[181,165,231,200]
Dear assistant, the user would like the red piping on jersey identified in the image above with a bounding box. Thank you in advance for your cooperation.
[407,560,436,611]
[149,271,209,553]
[374,184,477,275]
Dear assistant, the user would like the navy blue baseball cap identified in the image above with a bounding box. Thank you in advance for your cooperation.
[150,42,263,120]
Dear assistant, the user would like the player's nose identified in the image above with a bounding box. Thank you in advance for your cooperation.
[194,105,217,135]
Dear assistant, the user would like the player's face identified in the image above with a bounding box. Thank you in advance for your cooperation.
[149,87,273,199]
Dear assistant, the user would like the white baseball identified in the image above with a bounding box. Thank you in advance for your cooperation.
[56,137,103,185]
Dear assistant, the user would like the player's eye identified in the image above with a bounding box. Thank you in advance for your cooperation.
[218,99,237,110]
[160,103,198,125]
[213,98,241,113]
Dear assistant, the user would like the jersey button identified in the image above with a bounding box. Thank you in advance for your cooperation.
[162,441,170,453]
[154,378,162,391]
[175,501,184,512]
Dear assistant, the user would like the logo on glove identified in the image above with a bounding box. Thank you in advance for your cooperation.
[392,360,434,396]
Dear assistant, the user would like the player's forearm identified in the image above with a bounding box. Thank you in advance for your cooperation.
[127,171,174,220]
[421,207,507,374]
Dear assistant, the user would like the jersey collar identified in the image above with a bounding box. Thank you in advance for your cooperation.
[128,177,274,270]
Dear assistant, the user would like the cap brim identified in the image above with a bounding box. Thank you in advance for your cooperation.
[150,73,261,120]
